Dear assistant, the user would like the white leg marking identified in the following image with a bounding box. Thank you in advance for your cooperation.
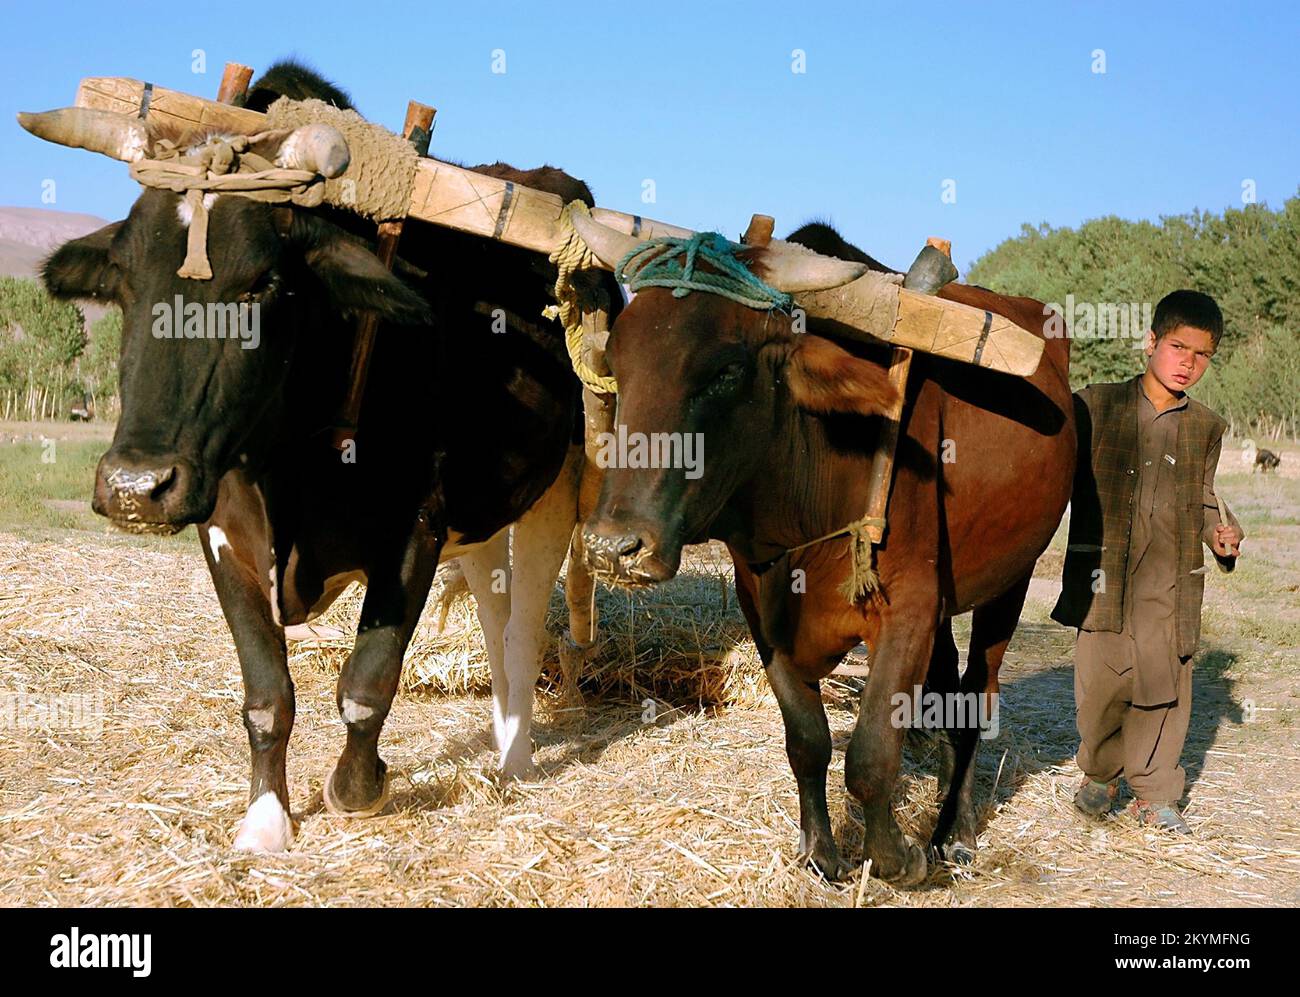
[268,565,282,627]
[233,791,294,852]
[499,446,582,777]
[246,708,275,734]
[341,698,374,724]
[460,531,512,752]
[208,525,230,564]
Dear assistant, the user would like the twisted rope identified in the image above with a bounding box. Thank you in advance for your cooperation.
[129,133,327,279]
[547,200,619,394]
[548,216,794,395]
[615,231,793,312]
[785,513,886,600]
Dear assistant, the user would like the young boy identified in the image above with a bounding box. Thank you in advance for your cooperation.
[1052,290,1244,834]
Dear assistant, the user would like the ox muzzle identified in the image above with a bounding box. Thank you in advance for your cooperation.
[582,516,681,587]
[92,451,210,533]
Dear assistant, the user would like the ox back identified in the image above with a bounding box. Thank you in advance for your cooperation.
[268,211,589,612]
[210,65,615,620]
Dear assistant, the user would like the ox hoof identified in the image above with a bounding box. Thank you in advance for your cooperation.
[233,792,296,853]
[497,756,538,784]
[322,767,391,818]
[800,836,850,882]
[939,840,977,866]
[878,835,928,886]
[557,639,590,709]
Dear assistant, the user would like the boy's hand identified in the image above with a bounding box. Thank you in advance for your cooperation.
[1212,524,1243,558]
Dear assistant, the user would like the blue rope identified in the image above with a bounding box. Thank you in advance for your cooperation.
[615,231,793,312]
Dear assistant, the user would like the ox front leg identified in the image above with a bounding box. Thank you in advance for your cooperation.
[324,514,444,817]
[201,485,295,853]
[497,447,581,779]
[931,575,1029,865]
[459,531,512,756]
[845,601,937,886]
[767,652,846,880]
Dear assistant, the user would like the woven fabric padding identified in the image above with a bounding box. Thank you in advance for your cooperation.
[265,97,418,221]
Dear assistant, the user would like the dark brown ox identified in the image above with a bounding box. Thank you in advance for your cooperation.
[576,219,1074,884]
[24,61,620,852]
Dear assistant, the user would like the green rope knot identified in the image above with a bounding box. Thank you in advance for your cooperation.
[616,231,793,312]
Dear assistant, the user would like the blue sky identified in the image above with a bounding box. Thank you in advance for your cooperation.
[2,0,1296,271]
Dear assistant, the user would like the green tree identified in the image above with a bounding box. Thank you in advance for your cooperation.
[80,307,122,405]
[968,191,1300,438]
[0,276,88,418]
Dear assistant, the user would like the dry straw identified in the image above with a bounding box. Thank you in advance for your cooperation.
[1,530,1294,907]
[299,542,769,708]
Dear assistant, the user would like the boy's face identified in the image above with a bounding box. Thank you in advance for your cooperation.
[1144,325,1216,392]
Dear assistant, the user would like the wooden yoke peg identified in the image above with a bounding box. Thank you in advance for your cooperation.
[216,63,254,104]
[743,213,775,247]
[861,236,953,544]
[330,100,436,451]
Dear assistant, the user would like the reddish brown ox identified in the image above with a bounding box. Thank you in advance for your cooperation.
[576,219,1074,884]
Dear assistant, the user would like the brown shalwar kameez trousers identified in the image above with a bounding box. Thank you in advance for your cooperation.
[1052,376,1241,804]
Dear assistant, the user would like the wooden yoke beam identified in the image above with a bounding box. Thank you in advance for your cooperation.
[743,213,775,247]
[67,76,1043,378]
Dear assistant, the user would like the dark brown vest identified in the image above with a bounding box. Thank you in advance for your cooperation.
[1051,375,1226,657]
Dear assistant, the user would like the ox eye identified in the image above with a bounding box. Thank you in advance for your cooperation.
[702,362,745,398]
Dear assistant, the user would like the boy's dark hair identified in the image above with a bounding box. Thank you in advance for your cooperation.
[1153,289,1223,347]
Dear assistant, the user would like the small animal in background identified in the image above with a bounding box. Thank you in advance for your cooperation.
[68,393,93,422]
[1254,448,1282,473]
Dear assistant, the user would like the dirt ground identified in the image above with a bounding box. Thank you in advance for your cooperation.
[0,427,1296,907]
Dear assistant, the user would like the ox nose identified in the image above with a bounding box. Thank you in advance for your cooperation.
[583,527,644,572]
[93,456,186,528]
[582,522,676,585]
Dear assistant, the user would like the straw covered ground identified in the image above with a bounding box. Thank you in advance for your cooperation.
[1,425,1297,906]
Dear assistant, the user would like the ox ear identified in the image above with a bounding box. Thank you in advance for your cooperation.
[304,230,432,326]
[41,221,123,301]
[785,335,897,417]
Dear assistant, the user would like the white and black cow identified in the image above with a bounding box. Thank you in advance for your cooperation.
[24,60,616,851]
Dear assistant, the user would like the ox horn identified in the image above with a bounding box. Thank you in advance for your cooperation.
[569,212,644,271]
[571,213,865,292]
[271,124,350,179]
[17,107,150,162]
[757,240,868,293]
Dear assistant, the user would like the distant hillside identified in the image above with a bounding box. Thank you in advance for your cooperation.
[0,206,110,270]
[0,207,112,324]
